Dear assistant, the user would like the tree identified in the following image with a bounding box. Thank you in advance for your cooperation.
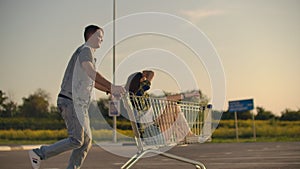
[238,111,252,120]
[1,100,18,117]
[221,110,252,120]
[280,109,300,121]
[221,111,234,120]
[0,90,18,117]
[95,98,109,119]
[48,105,62,120]
[255,106,275,120]
[0,90,8,112]
[19,89,50,118]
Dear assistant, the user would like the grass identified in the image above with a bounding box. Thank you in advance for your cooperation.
[211,137,300,143]
[0,139,58,145]
[0,129,135,145]
[0,120,299,145]
[213,120,300,139]
[0,129,67,145]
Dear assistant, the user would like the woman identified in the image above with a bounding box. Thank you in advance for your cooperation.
[125,70,198,144]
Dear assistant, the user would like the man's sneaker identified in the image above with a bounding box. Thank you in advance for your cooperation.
[28,150,41,169]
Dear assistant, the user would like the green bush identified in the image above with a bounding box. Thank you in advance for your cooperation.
[0,118,65,130]
[0,129,67,141]
[1,119,300,143]
[0,129,134,142]
[213,120,300,139]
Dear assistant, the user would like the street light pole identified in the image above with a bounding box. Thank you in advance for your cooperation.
[112,0,117,143]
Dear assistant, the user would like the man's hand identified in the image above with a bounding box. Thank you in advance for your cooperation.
[111,85,126,96]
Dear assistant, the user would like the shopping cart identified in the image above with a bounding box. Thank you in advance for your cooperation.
[121,93,212,169]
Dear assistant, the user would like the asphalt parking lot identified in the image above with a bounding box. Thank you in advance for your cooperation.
[1,142,299,169]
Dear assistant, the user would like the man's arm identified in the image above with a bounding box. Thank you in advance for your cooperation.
[94,82,110,94]
[81,61,125,95]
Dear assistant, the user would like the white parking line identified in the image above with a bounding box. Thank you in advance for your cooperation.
[0,145,41,151]
[211,162,300,165]
[210,156,300,160]
[0,146,11,151]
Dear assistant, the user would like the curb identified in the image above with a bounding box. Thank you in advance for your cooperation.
[0,145,41,151]
[0,143,136,152]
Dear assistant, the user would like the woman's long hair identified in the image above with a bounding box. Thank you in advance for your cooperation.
[125,72,143,94]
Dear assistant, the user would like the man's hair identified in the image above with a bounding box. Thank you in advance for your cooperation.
[84,25,103,41]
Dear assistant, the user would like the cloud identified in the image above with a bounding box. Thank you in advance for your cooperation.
[180,9,225,22]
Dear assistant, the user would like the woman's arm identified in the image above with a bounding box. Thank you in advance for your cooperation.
[166,94,183,101]
[166,91,201,101]
[142,70,154,82]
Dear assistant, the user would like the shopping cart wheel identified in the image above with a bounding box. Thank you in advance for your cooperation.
[195,165,205,169]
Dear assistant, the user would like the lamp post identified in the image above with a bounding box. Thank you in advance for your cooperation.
[112,0,117,143]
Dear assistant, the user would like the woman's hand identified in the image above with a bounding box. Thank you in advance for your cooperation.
[142,70,154,81]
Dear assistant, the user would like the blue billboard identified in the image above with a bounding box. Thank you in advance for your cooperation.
[228,99,254,112]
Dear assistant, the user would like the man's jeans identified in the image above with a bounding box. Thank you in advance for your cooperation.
[34,97,92,169]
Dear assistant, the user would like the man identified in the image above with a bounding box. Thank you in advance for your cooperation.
[28,25,125,169]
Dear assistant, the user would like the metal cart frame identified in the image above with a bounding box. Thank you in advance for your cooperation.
[121,94,211,169]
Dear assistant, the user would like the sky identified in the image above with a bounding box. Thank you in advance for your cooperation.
[0,0,299,115]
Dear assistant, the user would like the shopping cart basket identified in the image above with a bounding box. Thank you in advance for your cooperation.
[120,93,212,169]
